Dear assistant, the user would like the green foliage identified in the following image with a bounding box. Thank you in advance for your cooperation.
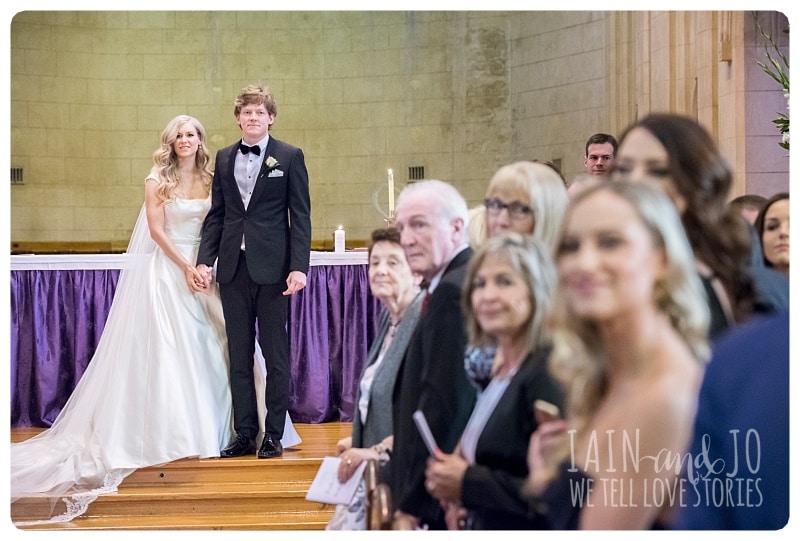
[754,13,790,152]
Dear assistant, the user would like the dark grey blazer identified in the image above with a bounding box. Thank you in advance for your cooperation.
[351,291,424,450]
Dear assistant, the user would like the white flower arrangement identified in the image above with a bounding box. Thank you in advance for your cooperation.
[265,156,280,169]
[754,13,789,152]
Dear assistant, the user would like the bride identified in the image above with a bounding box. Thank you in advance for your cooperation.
[10,115,300,524]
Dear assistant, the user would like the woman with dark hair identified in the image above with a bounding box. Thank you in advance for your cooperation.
[328,228,423,530]
[611,113,761,337]
[753,192,789,275]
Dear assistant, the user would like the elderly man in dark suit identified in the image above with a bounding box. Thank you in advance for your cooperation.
[196,83,311,459]
[389,179,476,530]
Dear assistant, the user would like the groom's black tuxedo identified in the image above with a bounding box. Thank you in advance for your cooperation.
[200,136,311,285]
[198,135,311,442]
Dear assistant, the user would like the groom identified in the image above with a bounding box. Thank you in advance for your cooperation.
[196,83,311,458]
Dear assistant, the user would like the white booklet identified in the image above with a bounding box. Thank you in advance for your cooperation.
[413,409,441,456]
[305,456,368,505]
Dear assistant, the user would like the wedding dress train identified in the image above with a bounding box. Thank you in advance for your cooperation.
[11,196,300,524]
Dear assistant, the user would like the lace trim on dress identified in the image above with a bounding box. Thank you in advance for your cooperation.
[13,472,125,526]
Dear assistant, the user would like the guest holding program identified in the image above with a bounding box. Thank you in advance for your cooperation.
[424,233,564,529]
[327,228,423,530]
[390,180,476,530]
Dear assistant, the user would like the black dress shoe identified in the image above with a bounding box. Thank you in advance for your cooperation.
[220,434,256,458]
[258,434,283,459]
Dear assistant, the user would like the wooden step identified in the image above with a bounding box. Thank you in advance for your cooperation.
[13,483,328,520]
[125,455,325,485]
[16,510,337,531]
[11,423,351,530]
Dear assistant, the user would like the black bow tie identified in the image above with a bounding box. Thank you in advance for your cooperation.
[239,143,261,156]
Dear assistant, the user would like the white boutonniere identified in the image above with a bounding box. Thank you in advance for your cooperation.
[263,155,284,178]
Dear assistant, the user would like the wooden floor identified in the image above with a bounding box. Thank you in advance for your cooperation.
[10,423,352,531]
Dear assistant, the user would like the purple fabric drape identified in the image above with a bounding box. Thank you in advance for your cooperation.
[10,265,381,428]
[10,269,120,427]
[289,264,380,423]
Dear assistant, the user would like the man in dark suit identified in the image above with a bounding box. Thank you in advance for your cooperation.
[389,180,476,529]
[196,84,311,459]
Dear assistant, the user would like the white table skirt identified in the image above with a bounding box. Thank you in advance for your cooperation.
[10,251,368,271]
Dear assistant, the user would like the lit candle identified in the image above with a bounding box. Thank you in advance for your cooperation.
[334,225,345,253]
[388,169,395,215]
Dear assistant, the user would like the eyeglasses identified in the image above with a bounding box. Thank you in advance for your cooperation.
[484,198,533,219]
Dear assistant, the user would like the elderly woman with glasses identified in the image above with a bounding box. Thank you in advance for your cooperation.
[465,161,569,391]
[482,161,569,247]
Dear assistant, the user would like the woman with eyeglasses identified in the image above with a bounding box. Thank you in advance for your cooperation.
[465,161,569,391]
[483,161,569,246]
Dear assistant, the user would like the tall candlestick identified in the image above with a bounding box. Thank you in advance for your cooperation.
[388,169,395,215]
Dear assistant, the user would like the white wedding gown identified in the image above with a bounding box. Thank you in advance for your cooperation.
[10,196,300,524]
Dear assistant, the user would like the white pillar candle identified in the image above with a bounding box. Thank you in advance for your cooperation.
[388,169,395,214]
[334,225,345,253]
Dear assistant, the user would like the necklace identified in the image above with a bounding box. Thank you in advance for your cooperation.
[382,291,414,351]
[382,316,402,355]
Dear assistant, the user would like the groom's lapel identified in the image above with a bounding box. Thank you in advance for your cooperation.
[250,138,278,203]
[225,144,247,212]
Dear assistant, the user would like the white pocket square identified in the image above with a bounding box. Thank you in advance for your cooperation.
[268,169,284,178]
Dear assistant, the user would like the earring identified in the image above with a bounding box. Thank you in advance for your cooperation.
[653,279,671,312]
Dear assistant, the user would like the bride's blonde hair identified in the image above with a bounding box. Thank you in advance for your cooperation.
[150,115,213,200]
